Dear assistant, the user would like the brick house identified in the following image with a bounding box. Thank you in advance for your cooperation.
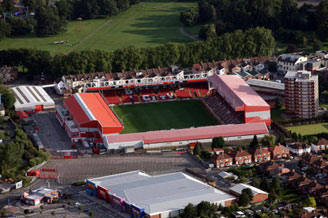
[311,138,328,153]
[253,147,271,163]
[269,144,290,160]
[260,161,290,177]
[306,181,325,196]
[211,153,233,168]
[233,150,252,165]
[284,169,303,185]
[311,158,328,173]
[230,183,268,203]
[295,176,312,193]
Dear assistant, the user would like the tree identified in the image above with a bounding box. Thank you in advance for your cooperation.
[0,20,11,41]
[275,97,282,109]
[0,85,16,109]
[35,5,67,36]
[268,189,278,203]
[238,188,253,206]
[6,17,34,36]
[260,178,270,192]
[250,135,259,149]
[198,1,216,23]
[180,7,199,26]
[272,176,281,194]
[322,90,328,103]
[301,36,308,48]
[261,135,276,147]
[316,0,328,40]
[181,203,197,218]
[196,201,216,217]
[56,0,74,20]
[279,134,285,145]
[199,24,217,40]
[212,137,224,149]
[193,144,201,156]
[88,211,94,217]
[313,39,322,51]
[305,197,316,208]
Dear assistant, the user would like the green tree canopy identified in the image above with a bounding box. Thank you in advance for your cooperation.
[212,137,224,149]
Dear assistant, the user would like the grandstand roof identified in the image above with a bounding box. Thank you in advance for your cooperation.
[208,75,269,109]
[104,123,268,148]
[88,171,236,216]
[64,93,122,133]
[11,86,55,111]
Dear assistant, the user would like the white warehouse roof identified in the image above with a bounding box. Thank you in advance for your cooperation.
[247,79,285,91]
[88,171,236,216]
[11,86,55,111]
[230,183,268,196]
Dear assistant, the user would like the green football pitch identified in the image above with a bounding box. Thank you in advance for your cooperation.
[113,100,219,134]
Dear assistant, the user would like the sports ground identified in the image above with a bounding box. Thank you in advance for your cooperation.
[287,122,328,135]
[0,0,196,54]
[113,100,218,134]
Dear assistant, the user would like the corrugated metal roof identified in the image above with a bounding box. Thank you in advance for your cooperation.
[230,183,268,195]
[88,171,236,215]
[11,86,55,111]
[208,75,269,108]
[104,122,268,145]
[65,93,123,130]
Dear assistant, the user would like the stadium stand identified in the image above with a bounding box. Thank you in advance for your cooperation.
[102,82,209,104]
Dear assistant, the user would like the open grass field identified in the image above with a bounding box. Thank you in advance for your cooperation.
[286,122,328,135]
[113,100,218,134]
[0,0,196,54]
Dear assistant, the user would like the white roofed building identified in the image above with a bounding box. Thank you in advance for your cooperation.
[230,183,268,203]
[86,171,236,218]
[11,86,55,112]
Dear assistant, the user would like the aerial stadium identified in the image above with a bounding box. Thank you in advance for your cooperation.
[56,67,271,152]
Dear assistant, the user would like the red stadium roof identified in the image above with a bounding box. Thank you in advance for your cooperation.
[64,93,123,134]
[208,75,269,110]
[104,122,268,145]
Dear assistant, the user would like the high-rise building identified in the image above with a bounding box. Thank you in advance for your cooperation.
[284,71,319,119]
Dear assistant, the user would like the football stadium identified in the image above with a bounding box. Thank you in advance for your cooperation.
[56,69,271,151]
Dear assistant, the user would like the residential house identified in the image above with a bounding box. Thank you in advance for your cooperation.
[315,50,328,59]
[302,154,320,166]
[230,183,268,203]
[269,144,290,160]
[295,175,312,193]
[312,138,328,153]
[253,146,271,163]
[233,150,252,165]
[278,53,308,73]
[284,169,303,184]
[287,142,311,156]
[311,158,328,174]
[306,181,325,196]
[260,161,290,177]
[211,153,233,168]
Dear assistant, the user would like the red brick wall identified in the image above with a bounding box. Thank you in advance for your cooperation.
[251,193,268,203]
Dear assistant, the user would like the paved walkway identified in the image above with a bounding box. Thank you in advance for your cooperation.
[179,26,199,41]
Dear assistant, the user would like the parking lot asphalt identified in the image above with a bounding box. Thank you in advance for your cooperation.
[43,153,204,185]
[32,112,72,153]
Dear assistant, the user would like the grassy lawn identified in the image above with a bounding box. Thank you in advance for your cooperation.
[113,100,218,134]
[185,24,203,35]
[278,188,303,204]
[286,122,328,135]
[271,108,285,121]
[320,104,328,110]
[0,0,196,54]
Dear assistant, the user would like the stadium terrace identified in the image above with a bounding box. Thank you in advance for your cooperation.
[56,73,271,151]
